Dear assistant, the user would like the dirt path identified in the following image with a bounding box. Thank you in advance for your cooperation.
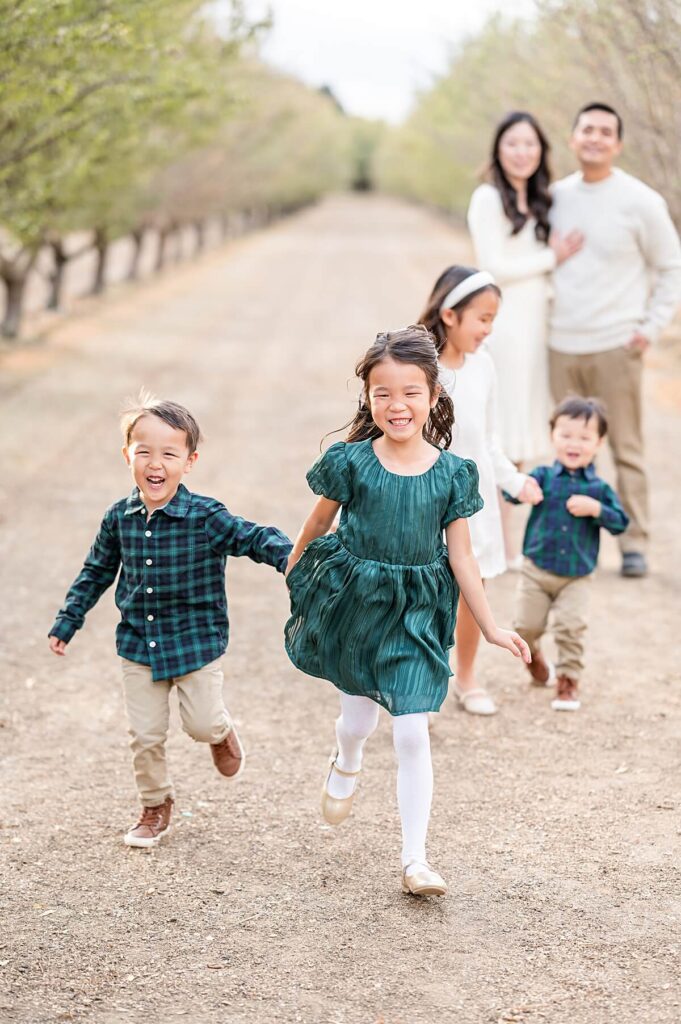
[1,194,680,1024]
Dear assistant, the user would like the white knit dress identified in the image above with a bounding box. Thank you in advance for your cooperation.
[439,347,525,579]
[467,183,555,463]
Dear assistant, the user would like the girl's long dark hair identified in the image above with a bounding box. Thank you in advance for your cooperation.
[418,265,502,355]
[488,111,552,243]
[341,325,454,450]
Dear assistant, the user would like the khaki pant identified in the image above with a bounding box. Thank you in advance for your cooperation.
[121,658,232,806]
[513,559,591,680]
[549,345,646,553]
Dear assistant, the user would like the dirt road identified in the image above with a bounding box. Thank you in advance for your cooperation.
[1,195,680,1024]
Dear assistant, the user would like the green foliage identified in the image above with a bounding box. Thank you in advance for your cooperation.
[374,0,681,224]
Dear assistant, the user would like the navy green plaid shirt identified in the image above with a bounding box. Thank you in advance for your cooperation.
[505,461,629,577]
[50,484,292,680]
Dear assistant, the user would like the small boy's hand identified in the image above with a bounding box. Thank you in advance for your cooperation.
[486,627,531,663]
[566,495,601,518]
[49,635,67,656]
[518,477,543,505]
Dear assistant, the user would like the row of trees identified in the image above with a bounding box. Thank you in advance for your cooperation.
[0,1,355,338]
[374,0,681,226]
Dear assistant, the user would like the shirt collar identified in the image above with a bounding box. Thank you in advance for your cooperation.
[551,460,597,480]
[124,483,192,518]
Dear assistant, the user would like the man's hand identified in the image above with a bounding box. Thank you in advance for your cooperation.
[550,229,584,265]
[566,495,601,518]
[517,477,543,505]
[48,635,67,656]
[625,332,650,353]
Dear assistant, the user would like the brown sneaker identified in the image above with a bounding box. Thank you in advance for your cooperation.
[211,726,245,779]
[124,795,173,848]
[551,675,581,712]
[527,650,556,688]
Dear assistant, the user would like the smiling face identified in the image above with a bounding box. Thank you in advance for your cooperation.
[441,289,500,358]
[123,414,197,512]
[570,109,622,170]
[498,119,543,184]
[367,357,439,444]
[551,413,603,471]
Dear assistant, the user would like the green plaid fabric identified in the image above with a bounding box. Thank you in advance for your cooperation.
[505,461,628,577]
[50,484,292,680]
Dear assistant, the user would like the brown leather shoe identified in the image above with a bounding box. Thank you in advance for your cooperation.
[527,649,556,688]
[211,726,245,779]
[124,795,173,848]
[551,675,581,711]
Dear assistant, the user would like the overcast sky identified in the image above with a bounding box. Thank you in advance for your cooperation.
[243,0,538,122]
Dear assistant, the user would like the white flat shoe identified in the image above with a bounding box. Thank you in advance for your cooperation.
[452,681,497,716]
[320,750,361,825]
[401,861,447,897]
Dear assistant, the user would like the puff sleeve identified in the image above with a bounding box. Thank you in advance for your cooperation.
[442,458,483,527]
[306,442,352,504]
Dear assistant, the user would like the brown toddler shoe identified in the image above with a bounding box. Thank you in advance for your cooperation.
[211,725,245,779]
[551,675,581,712]
[527,650,556,688]
[124,795,174,848]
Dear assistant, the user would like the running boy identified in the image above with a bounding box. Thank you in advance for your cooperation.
[506,396,628,711]
[49,393,291,847]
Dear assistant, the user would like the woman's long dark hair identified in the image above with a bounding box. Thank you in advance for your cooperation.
[341,325,454,450]
[418,265,502,355]
[488,111,552,243]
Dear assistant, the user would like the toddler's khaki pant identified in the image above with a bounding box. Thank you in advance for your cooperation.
[121,658,232,806]
[513,559,591,680]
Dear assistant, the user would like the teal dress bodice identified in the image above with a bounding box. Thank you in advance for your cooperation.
[285,439,483,715]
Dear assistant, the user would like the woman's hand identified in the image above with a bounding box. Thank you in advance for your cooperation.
[550,229,584,265]
[484,627,531,662]
[517,476,543,505]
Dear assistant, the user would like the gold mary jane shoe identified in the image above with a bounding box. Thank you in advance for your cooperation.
[401,861,448,897]
[320,752,361,826]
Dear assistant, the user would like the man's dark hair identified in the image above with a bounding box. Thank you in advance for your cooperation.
[573,103,623,140]
[550,395,608,438]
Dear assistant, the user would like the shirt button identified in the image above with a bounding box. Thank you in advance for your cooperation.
[560,549,566,554]
[146,558,153,565]
[147,614,154,622]
[147,587,153,594]
[145,530,152,538]
[149,641,156,648]
[562,526,568,532]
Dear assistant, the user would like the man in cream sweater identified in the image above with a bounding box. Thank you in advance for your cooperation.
[549,103,681,578]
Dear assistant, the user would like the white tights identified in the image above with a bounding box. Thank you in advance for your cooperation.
[328,693,433,868]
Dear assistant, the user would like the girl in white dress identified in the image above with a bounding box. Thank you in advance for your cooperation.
[468,112,582,561]
[420,265,542,714]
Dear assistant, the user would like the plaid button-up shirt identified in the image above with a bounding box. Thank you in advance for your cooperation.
[505,461,629,577]
[50,485,292,680]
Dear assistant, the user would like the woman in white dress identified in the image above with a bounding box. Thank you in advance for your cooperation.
[468,112,582,561]
[420,266,542,715]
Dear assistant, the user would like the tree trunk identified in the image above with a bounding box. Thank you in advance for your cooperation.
[128,227,145,281]
[155,226,171,272]
[91,227,108,295]
[1,273,29,338]
[220,211,230,240]
[194,220,205,254]
[47,240,68,310]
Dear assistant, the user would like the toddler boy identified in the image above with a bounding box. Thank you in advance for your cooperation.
[506,396,628,711]
[49,393,291,846]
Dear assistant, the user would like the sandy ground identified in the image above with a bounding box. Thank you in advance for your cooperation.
[1,194,680,1024]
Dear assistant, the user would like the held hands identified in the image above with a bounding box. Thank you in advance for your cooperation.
[517,476,543,505]
[49,636,67,656]
[566,495,601,518]
[625,331,651,353]
[485,627,531,663]
[550,229,584,265]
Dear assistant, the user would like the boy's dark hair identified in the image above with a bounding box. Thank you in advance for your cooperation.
[121,389,203,454]
[550,395,608,438]
[573,102,623,140]
[418,265,502,355]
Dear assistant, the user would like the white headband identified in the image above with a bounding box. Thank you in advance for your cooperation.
[439,271,496,312]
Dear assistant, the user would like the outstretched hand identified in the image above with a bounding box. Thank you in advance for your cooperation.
[517,477,543,505]
[486,627,531,663]
[48,635,67,656]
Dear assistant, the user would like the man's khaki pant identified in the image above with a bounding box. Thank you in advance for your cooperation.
[513,559,591,680]
[121,658,232,806]
[549,345,646,553]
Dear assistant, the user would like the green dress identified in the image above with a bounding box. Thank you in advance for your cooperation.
[285,439,483,715]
